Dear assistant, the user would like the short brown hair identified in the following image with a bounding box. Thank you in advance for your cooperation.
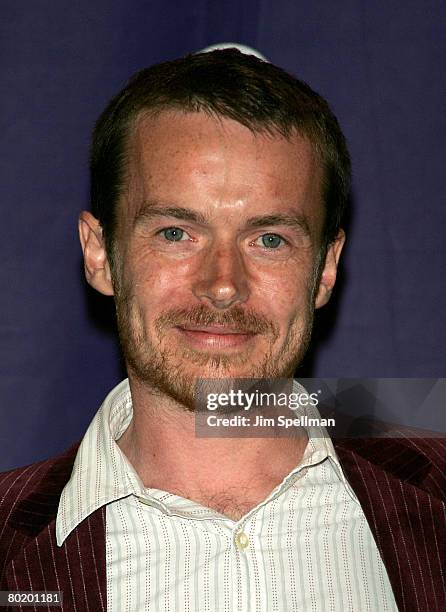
[90,49,351,260]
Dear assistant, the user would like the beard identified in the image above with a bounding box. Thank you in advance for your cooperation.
[114,291,315,411]
[112,252,323,412]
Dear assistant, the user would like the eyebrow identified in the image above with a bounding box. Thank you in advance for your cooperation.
[244,214,311,236]
[134,204,208,227]
[134,202,311,236]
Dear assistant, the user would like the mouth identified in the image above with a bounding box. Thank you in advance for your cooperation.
[175,324,257,349]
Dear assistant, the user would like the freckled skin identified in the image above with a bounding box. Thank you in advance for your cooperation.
[79,109,345,502]
[106,110,341,408]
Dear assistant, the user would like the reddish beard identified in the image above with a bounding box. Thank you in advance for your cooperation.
[115,296,314,411]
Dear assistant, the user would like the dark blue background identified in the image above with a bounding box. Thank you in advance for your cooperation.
[1,1,445,470]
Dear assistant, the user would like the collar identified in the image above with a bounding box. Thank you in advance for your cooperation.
[291,380,359,503]
[56,379,359,544]
[56,379,145,545]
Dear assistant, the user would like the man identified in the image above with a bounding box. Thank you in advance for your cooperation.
[0,49,444,611]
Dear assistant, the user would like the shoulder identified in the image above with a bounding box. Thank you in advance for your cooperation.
[0,443,80,524]
[397,434,446,461]
[334,433,446,501]
[398,435,446,495]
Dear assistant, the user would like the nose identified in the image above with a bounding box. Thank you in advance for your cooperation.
[192,241,250,309]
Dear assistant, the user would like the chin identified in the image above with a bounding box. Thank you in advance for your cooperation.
[122,318,311,406]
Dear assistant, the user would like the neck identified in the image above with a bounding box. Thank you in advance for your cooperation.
[117,375,308,506]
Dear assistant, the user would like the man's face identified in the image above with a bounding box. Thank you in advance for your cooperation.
[83,110,343,409]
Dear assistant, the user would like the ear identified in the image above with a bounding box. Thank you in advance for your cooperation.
[78,211,114,296]
[314,229,345,309]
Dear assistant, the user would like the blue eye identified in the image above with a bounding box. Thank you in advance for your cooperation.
[261,233,283,248]
[162,227,184,241]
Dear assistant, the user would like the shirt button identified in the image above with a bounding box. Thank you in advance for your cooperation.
[235,531,249,550]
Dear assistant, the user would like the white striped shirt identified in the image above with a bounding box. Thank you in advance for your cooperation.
[56,379,398,611]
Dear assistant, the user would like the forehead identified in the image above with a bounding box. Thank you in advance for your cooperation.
[122,109,324,232]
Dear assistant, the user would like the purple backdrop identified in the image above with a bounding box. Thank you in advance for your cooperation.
[1,1,445,470]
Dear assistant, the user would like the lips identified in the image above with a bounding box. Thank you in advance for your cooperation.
[179,324,252,334]
[175,324,256,349]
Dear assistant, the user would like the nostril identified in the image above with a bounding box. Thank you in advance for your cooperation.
[192,276,249,309]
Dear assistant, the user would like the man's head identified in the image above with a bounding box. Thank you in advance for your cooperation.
[79,49,350,408]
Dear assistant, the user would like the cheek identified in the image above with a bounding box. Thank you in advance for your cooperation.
[128,252,198,305]
[249,263,313,319]
[263,286,307,330]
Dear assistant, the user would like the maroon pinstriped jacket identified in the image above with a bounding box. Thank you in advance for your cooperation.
[0,437,445,611]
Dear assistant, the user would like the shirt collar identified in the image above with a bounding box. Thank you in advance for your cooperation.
[56,378,358,544]
[56,379,142,545]
[285,380,359,503]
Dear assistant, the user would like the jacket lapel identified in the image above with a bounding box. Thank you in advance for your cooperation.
[334,438,446,611]
[5,445,107,611]
[6,510,106,612]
